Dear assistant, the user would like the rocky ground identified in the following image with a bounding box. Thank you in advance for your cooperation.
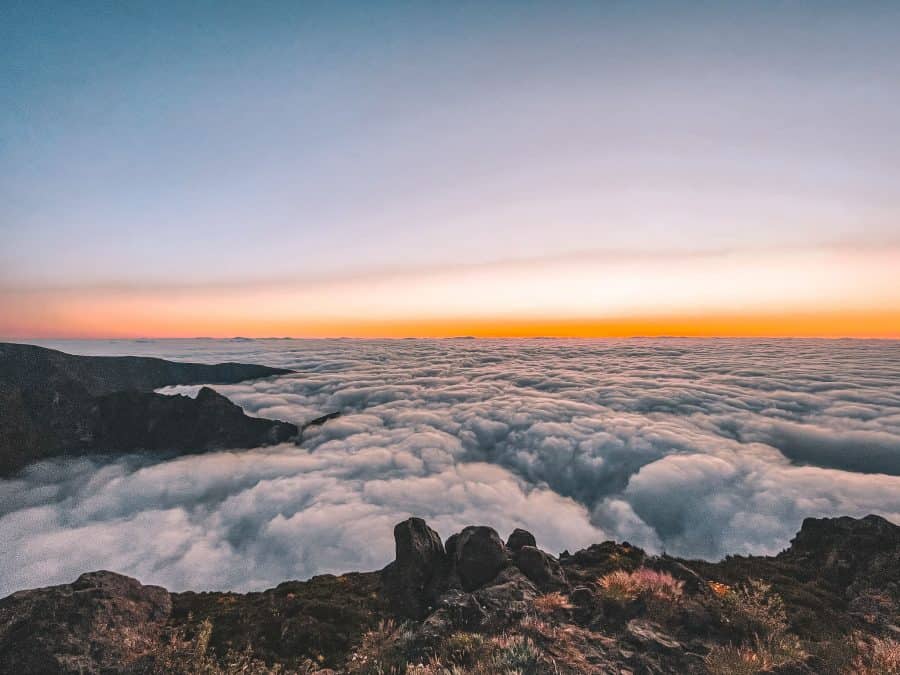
[1,514,898,673]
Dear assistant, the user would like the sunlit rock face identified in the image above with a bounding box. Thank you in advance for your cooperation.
[1,337,899,597]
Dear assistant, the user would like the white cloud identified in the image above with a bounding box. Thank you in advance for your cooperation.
[2,337,899,595]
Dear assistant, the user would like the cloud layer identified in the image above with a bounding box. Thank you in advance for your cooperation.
[2,338,899,596]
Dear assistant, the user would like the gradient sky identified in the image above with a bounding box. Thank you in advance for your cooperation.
[2,1,899,337]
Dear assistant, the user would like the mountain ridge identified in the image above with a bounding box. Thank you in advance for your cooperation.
[0,342,298,475]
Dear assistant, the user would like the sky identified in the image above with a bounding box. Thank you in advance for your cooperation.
[2,1,899,338]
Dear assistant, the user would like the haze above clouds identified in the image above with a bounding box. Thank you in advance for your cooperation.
[2,338,899,596]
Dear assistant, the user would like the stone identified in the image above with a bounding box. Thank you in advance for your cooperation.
[625,619,682,652]
[452,526,508,591]
[514,545,568,591]
[506,528,537,552]
[0,571,171,674]
[383,518,447,619]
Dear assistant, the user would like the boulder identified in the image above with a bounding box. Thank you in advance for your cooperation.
[0,571,171,674]
[514,545,568,591]
[472,567,539,623]
[451,526,508,591]
[382,518,447,619]
[435,589,487,629]
[506,528,537,552]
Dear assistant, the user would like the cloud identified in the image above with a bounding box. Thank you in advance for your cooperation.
[1,337,899,595]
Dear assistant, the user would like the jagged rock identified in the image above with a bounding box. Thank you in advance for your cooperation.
[781,514,900,589]
[506,528,537,552]
[301,410,342,432]
[514,545,568,591]
[0,571,170,674]
[90,387,298,451]
[383,517,447,619]
[451,526,508,591]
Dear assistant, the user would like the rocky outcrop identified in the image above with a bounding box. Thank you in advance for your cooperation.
[506,527,537,552]
[0,515,898,673]
[0,342,293,396]
[90,386,298,452]
[514,545,568,591]
[779,514,900,588]
[0,342,297,475]
[449,526,508,591]
[0,571,171,674]
[382,518,447,619]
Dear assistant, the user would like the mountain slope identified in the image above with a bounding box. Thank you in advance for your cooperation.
[0,342,297,475]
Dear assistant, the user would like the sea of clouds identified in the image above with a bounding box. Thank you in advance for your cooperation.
[2,338,899,597]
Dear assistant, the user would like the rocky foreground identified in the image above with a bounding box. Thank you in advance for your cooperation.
[1,515,898,674]
[0,342,297,475]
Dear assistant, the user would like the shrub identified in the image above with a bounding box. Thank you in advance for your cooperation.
[133,618,297,674]
[487,635,542,674]
[347,619,408,675]
[706,633,804,675]
[532,591,573,615]
[851,636,900,674]
[718,579,788,639]
[437,632,486,668]
[597,567,684,619]
[597,568,683,604]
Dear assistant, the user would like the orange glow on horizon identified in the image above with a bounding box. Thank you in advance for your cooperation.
[3,247,898,340]
[4,310,899,340]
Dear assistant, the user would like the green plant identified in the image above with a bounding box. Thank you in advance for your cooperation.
[347,619,408,675]
[718,579,788,638]
[705,633,804,675]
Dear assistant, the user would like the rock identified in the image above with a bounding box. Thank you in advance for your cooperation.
[90,387,298,452]
[569,585,595,624]
[472,567,538,623]
[451,526,508,591]
[570,586,594,607]
[624,619,682,652]
[300,411,342,432]
[444,532,460,558]
[383,518,447,619]
[0,571,171,674]
[435,589,487,629]
[506,528,537,552]
[0,342,296,476]
[781,515,900,589]
[514,545,568,591]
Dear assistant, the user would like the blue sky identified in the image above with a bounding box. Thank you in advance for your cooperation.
[2,2,899,336]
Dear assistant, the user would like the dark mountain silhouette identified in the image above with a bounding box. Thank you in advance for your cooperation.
[0,342,297,475]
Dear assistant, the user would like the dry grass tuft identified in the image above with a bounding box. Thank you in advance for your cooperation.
[134,618,305,674]
[851,636,900,674]
[597,568,684,605]
[706,634,804,675]
[532,592,574,614]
